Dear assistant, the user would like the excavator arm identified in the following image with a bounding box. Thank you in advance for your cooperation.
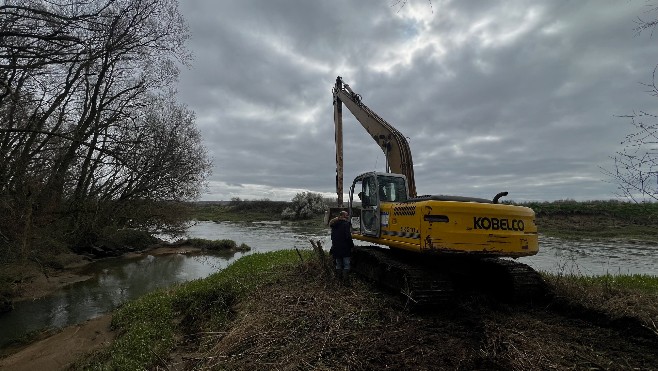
[333,76,417,203]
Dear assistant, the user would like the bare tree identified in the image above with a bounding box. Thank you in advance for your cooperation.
[609,110,658,202]
[0,0,209,257]
[634,4,658,37]
[608,8,658,202]
[390,0,433,13]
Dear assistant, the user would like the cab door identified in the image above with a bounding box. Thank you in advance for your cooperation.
[357,174,381,237]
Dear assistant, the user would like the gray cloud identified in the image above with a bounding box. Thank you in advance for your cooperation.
[175,0,658,201]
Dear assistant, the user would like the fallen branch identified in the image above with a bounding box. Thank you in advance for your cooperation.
[309,239,332,278]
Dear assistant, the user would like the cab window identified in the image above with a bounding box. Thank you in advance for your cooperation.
[377,175,408,202]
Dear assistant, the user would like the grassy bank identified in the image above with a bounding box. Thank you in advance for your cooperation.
[73,250,310,369]
[73,250,658,370]
[525,200,658,243]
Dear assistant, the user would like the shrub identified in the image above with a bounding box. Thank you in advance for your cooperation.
[100,228,160,250]
[181,238,251,252]
[281,192,327,220]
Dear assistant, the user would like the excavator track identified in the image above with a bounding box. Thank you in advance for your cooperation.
[352,246,548,308]
[478,257,549,303]
[352,246,454,307]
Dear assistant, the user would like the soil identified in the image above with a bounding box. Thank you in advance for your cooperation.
[0,315,114,371]
[3,253,94,304]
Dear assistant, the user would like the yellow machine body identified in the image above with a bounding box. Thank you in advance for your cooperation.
[353,200,538,257]
[348,172,538,258]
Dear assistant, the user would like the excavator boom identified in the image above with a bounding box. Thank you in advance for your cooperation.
[333,76,417,201]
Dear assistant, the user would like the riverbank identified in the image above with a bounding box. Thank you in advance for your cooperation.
[528,200,658,243]
[2,248,657,369]
[27,250,655,370]
[1,253,94,306]
[0,239,247,309]
[0,315,114,371]
[4,199,655,306]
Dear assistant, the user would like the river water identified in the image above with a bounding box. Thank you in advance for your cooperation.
[1,221,656,348]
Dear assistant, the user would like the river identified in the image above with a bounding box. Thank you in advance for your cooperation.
[0,221,656,348]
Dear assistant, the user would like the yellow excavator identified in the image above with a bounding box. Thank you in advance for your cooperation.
[331,76,544,305]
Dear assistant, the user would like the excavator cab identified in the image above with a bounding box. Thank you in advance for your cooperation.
[349,172,409,238]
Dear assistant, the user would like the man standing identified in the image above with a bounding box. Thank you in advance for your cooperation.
[329,211,354,283]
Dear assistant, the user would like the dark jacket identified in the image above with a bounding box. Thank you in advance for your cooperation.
[330,218,354,258]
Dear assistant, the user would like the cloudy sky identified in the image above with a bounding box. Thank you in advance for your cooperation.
[175,0,657,202]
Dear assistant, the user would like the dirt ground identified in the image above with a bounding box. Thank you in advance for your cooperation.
[0,315,114,371]
[3,254,94,304]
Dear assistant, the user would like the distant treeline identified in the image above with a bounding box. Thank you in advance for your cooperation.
[521,200,658,222]
[192,193,329,222]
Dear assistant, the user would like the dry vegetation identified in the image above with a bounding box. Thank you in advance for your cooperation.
[159,253,658,370]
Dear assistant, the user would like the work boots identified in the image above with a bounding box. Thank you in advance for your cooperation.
[334,268,351,286]
[342,269,351,286]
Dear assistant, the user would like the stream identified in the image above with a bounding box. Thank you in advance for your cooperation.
[1,220,656,348]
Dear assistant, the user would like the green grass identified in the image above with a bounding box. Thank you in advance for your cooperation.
[109,292,176,369]
[523,199,658,220]
[518,200,658,243]
[553,273,658,294]
[73,249,311,370]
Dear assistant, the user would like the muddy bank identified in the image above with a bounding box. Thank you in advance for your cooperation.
[2,245,208,309]
[1,254,94,306]
[0,315,114,370]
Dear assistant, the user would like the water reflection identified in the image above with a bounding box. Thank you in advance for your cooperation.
[520,235,658,276]
[0,252,239,348]
[184,220,330,253]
